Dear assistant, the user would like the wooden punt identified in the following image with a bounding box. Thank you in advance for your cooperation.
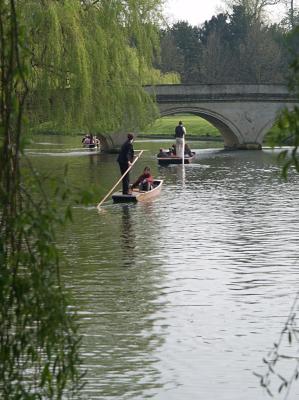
[157,152,196,166]
[83,143,99,150]
[112,179,163,203]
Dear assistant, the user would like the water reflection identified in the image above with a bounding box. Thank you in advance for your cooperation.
[60,203,168,399]
[178,164,186,189]
[27,137,299,400]
[120,205,136,265]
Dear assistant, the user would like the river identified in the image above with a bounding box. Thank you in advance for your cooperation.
[26,135,299,400]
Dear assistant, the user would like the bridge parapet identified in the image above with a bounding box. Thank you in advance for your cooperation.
[145,84,297,102]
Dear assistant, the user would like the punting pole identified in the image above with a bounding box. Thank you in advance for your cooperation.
[97,150,144,209]
[182,136,185,165]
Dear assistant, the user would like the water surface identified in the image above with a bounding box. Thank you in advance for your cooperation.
[27,136,299,399]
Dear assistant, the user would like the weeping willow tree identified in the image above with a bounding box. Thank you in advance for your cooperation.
[18,0,169,135]
[0,1,84,398]
[0,1,169,397]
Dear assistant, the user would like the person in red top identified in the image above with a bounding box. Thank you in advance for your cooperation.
[131,167,154,191]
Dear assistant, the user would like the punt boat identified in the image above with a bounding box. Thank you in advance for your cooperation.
[83,143,100,150]
[157,152,196,166]
[112,179,163,203]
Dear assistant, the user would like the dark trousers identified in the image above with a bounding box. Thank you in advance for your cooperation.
[118,162,130,194]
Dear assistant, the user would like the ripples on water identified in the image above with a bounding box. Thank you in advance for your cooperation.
[29,141,299,399]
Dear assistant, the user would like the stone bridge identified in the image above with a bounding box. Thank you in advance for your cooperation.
[143,84,298,150]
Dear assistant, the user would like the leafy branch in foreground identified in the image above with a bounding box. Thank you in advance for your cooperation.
[256,25,299,400]
[0,1,83,398]
[255,293,299,398]
[267,26,299,178]
[268,106,299,178]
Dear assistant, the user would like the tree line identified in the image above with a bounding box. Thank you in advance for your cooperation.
[156,1,299,84]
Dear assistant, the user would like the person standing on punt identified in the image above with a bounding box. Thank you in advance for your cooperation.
[175,120,186,158]
[117,133,134,195]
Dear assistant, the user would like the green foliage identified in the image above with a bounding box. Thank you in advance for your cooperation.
[0,2,83,398]
[0,169,84,399]
[158,21,202,83]
[266,26,299,177]
[140,58,180,84]
[159,5,290,84]
[267,107,299,177]
[256,25,299,399]
[19,0,165,135]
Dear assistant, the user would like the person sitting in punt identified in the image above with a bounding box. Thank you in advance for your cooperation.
[83,134,95,146]
[82,134,89,144]
[169,144,176,156]
[94,136,100,147]
[184,143,193,157]
[157,148,168,157]
[131,167,154,191]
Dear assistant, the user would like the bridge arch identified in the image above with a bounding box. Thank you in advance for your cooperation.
[100,85,297,151]
[159,105,244,149]
[145,84,298,150]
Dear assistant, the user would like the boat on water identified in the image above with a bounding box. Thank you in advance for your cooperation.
[112,179,163,203]
[82,143,99,150]
[82,134,100,150]
[157,152,196,166]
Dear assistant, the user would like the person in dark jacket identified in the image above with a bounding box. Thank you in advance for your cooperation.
[117,133,134,194]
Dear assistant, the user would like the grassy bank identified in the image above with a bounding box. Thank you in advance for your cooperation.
[140,114,222,140]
